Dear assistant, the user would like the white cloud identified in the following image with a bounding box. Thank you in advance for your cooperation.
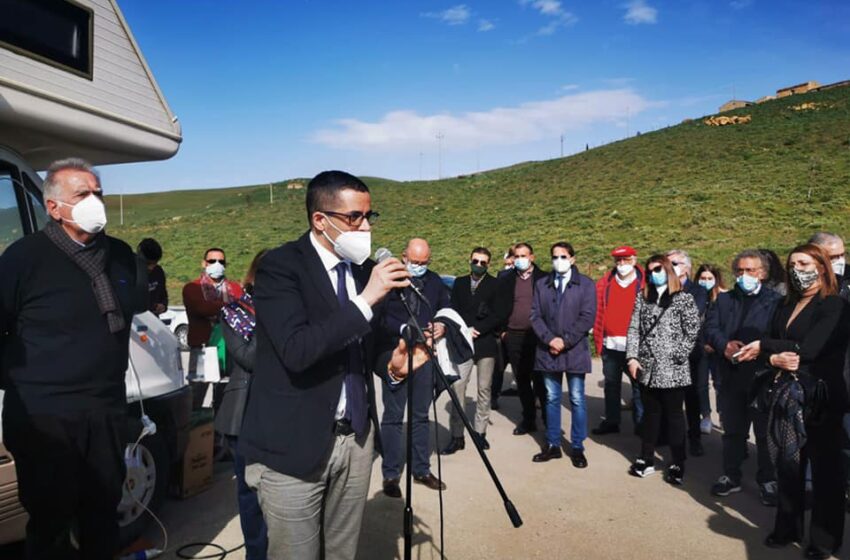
[729,0,753,8]
[478,19,496,31]
[422,4,471,26]
[311,89,653,152]
[624,0,657,25]
[519,0,578,36]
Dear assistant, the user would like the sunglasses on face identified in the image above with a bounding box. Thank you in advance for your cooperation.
[471,259,489,266]
[322,210,380,227]
[648,266,663,273]
[206,259,226,265]
[552,255,571,260]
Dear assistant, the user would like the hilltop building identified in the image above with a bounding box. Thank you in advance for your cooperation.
[755,95,775,104]
[776,81,820,98]
[719,99,753,113]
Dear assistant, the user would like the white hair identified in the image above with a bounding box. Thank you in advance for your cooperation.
[808,232,844,247]
[666,249,692,272]
[42,157,100,202]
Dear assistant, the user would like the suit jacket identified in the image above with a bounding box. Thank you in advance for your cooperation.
[450,273,508,359]
[376,269,450,376]
[703,285,782,388]
[530,268,596,373]
[238,232,381,479]
[182,279,243,347]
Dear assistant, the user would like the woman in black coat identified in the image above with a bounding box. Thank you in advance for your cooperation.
[738,244,850,559]
[215,249,269,560]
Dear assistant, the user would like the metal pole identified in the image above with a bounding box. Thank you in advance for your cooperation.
[120,189,124,226]
[436,132,444,180]
[560,134,564,157]
[269,183,273,205]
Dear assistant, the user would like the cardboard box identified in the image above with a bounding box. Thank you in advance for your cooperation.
[176,410,214,499]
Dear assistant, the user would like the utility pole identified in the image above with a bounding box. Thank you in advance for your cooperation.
[436,132,444,179]
[269,183,274,205]
[560,134,564,158]
[119,187,124,226]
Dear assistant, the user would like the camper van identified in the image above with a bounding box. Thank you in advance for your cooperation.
[0,0,188,546]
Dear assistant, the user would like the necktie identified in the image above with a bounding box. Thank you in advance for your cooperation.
[335,262,368,437]
[556,275,565,304]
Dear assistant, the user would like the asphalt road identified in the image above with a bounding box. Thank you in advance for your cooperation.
[143,358,849,560]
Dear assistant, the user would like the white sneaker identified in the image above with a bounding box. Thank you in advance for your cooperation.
[700,416,713,435]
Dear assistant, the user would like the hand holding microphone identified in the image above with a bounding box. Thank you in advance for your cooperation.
[361,248,410,307]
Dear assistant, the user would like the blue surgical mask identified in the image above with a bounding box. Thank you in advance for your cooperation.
[736,273,760,294]
[407,263,428,278]
[698,279,715,291]
[650,270,668,287]
[514,257,530,271]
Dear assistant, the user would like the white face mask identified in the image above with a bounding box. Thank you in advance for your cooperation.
[552,257,572,274]
[833,257,846,277]
[58,194,107,234]
[205,262,225,280]
[673,264,684,278]
[322,215,371,265]
[616,263,635,277]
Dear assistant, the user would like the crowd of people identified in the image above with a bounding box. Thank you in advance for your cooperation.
[1,160,849,560]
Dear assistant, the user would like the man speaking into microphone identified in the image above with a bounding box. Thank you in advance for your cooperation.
[239,171,428,560]
[378,238,451,498]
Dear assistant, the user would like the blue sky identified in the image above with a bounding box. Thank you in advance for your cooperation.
[103,0,850,193]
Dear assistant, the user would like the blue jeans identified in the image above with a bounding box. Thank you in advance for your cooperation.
[228,436,268,560]
[542,372,587,450]
[601,349,644,427]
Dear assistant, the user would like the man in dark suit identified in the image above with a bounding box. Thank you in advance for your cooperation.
[442,246,507,454]
[378,238,450,498]
[499,242,548,435]
[238,171,424,560]
[492,244,516,409]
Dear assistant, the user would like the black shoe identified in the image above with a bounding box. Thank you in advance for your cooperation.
[383,478,402,498]
[491,398,500,411]
[591,421,620,435]
[414,473,446,491]
[513,423,537,435]
[764,534,797,549]
[570,450,588,468]
[440,437,465,455]
[664,463,684,485]
[689,439,705,457]
[804,545,832,560]
[474,432,490,450]
[532,445,562,462]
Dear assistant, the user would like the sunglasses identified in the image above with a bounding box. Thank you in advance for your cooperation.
[206,259,226,265]
[552,255,571,260]
[471,259,489,266]
[322,210,380,227]
[648,266,663,273]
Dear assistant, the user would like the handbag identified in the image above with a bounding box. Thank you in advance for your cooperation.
[749,367,778,414]
[797,371,829,426]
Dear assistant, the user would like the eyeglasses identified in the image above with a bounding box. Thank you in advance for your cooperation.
[206,259,226,265]
[734,267,761,275]
[322,210,380,227]
[471,259,489,266]
[552,255,571,260]
[670,261,683,267]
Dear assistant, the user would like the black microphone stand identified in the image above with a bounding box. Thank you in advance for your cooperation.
[395,289,522,560]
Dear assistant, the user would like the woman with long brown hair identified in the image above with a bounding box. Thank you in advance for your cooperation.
[625,254,701,484]
[215,248,270,560]
[738,244,850,558]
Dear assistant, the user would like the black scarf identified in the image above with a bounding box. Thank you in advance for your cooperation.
[43,221,126,333]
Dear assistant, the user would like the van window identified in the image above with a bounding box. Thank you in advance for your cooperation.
[22,173,47,232]
[0,170,24,255]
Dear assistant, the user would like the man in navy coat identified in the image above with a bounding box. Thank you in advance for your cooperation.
[238,171,426,560]
[529,242,597,468]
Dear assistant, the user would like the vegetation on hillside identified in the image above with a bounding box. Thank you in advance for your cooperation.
[104,86,850,295]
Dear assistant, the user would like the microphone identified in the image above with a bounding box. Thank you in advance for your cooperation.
[375,247,425,300]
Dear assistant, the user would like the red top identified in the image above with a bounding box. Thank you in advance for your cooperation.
[182,278,244,347]
[603,280,637,338]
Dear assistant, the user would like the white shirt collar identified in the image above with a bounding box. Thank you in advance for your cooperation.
[557,268,573,285]
[310,231,345,272]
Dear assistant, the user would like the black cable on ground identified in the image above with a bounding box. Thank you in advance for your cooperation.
[431,376,446,560]
[175,542,245,559]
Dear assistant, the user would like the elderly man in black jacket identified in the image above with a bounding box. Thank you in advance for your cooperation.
[442,247,508,454]
[378,237,450,498]
[704,249,781,505]
[238,171,425,560]
[0,158,145,560]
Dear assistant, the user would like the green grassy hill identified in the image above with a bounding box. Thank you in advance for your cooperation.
[105,85,850,295]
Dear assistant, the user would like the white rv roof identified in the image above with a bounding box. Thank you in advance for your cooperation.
[0,0,182,170]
